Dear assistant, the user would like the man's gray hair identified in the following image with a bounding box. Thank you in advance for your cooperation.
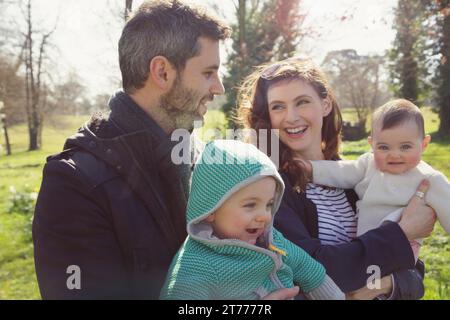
[119,0,231,93]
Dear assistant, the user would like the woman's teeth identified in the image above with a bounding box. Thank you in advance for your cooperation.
[285,127,307,134]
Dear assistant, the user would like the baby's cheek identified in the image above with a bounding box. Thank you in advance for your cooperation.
[234,215,253,230]
[234,219,248,230]
[373,152,386,171]
[406,153,422,168]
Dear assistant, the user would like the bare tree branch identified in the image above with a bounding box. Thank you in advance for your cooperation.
[125,0,133,21]
[21,0,56,150]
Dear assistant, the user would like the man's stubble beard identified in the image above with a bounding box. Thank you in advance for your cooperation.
[159,76,204,133]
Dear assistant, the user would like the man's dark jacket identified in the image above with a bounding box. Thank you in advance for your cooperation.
[33,91,190,299]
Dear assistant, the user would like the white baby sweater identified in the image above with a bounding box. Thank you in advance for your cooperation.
[311,152,450,236]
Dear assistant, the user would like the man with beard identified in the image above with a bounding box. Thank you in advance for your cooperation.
[32,0,230,299]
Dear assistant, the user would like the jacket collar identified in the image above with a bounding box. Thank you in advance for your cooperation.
[108,90,176,166]
[62,91,189,252]
[108,90,192,200]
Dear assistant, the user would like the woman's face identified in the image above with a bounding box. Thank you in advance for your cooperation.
[267,79,332,160]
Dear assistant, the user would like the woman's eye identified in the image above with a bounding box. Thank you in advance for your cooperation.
[266,202,274,209]
[296,99,308,106]
[271,104,283,110]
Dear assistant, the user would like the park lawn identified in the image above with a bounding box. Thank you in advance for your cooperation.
[0,115,90,299]
[0,109,448,299]
[340,105,440,134]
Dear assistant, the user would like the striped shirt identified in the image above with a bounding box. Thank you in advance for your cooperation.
[305,183,357,245]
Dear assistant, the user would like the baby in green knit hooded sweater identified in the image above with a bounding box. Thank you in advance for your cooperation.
[160,140,345,300]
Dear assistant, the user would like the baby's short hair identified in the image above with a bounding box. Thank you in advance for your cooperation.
[372,99,425,137]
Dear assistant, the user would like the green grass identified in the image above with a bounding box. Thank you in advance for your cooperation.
[194,109,228,141]
[0,108,448,299]
[340,105,440,134]
[0,115,90,299]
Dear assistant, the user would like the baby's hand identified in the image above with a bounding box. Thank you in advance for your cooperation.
[262,286,299,300]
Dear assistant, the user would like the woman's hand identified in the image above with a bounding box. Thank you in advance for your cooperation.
[262,286,299,300]
[346,276,393,300]
[398,179,437,241]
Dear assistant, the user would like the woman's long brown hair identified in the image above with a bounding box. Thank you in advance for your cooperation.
[237,59,343,191]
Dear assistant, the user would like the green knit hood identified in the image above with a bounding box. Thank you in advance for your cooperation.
[161,140,334,299]
[186,139,285,244]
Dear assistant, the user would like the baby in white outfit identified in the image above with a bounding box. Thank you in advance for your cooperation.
[304,99,450,261]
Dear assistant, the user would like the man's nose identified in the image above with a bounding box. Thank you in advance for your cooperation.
[210,76,225,96]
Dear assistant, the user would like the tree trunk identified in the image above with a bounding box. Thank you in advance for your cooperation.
[37,120,42,149]
[29,127,38,150]
[391,0,422,105]
[228,0,246,130]
[125,0,133,21]
[238,0,246,77]
[25,0,38,151]
[438,2,450,136]
[1,117,11,155]
[401,53,418,103]
[23,0,53,151]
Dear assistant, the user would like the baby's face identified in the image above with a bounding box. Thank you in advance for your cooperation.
[205,177,277,245]
[369,120,430,175]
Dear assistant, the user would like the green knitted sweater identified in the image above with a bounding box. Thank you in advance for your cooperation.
[160,140,340,300]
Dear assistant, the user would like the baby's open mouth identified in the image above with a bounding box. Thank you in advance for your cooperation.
[246,228,259,234]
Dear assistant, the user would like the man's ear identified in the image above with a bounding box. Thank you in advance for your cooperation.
[422,134,431,150]
[322,97,332,117]
[149,56,177,91]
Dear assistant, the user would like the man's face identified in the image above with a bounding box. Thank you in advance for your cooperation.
[160,37,225,132]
